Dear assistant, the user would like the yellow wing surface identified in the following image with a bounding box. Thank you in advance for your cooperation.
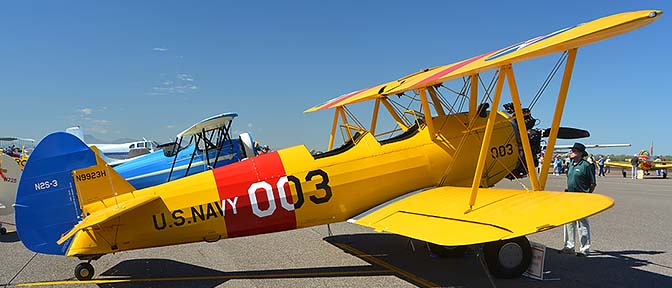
[57,195,161,245]
[604,161,636,169]
[651,163,672,170]
[306,10,662,112]
[605,161,672,170]
[350,187,613,246]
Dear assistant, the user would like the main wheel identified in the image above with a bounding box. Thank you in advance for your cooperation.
[483,236,532,279]
[0,227,6,235]
[74,262,94,280]
[427,243,467,258]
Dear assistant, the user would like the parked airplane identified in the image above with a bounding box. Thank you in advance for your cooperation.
[65,126,159,160]
[0,154,21,234]
[114,112,258,189]
[552,143,632,151]
[605,149,671,178]
[14,10,661,281]
[65,126,158,166]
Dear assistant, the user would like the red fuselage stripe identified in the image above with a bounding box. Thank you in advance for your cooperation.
[213,151,297,238]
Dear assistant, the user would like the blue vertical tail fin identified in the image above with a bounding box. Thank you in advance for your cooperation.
[15,132,97,255]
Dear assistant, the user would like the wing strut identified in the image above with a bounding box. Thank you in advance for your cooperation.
[426,86,446,116]
[370,98,381,135]
[538,48,578,189]
[467,67,506,211]
[419,88,435,137]
[327,108,339,150]
[505,67,540,191]
[469,74,479,122]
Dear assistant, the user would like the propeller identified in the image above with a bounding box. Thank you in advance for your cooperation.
[541,127,590,139]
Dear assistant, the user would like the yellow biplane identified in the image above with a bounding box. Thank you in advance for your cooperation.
[605,149,672,178]
[15,10,661,281]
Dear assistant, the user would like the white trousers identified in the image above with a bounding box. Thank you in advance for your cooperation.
[564,218,590,253]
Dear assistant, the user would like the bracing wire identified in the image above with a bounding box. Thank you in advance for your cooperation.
[529,51,568,110]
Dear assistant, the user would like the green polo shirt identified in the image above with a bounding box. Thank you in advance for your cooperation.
[567,158,596,193]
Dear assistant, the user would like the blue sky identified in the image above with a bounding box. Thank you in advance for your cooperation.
[1,1,670,155]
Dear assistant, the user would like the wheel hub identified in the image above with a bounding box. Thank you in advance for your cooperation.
[498,242,523,269]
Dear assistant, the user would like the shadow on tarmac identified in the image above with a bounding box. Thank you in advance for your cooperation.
[0,230,19,243]
[325,233,672,288]
[96,258,392,288]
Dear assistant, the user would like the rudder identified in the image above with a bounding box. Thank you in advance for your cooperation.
[15,132,96,255]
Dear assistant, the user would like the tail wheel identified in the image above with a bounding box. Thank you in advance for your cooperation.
[74,262,94,280]
[483,236,532,279]
[0,227,6,235]
[427,243,468,258]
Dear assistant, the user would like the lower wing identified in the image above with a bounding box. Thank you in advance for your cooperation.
[604,161,633,169]
[648,163,672,170]
[350,186,612,246]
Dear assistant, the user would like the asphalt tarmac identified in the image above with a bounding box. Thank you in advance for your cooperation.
[1,170,670,287]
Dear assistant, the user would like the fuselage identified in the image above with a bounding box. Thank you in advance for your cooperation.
[0,154,21,216]
[66,111,523,257]
[114,141,246,190]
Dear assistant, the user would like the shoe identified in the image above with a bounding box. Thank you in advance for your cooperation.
[558,247,575,255]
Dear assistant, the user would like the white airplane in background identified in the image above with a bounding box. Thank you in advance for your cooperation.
[65,126,159,166]
[552,143,632,151]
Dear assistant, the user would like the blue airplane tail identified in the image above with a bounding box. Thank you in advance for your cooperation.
[15,132,97,255]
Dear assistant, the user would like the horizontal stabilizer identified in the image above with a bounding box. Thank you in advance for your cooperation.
[350,187,613,246]
[57,194,160,245]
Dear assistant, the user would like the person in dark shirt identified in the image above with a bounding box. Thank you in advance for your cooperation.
[559,143,596,257]
[631,154,640,179]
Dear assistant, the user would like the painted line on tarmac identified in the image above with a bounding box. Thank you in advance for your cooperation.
[15,269,392,286]
[335,243,440,288]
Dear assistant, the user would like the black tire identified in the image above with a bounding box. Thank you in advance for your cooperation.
[75,263,94,281]
[483,236,532,279]
[428,243,467,258]
[0,227,6,235]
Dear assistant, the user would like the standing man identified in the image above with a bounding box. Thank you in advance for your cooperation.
[655,156,662,177]
[559,143,596,257]
[598,155,606,177]
[631,154,640,179]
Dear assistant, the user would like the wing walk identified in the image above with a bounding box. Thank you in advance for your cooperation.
[350,186,613,246]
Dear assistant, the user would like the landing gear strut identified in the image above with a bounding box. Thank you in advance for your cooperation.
[74,262,94,280]
[483,236,532,278]
[427,243,468,258]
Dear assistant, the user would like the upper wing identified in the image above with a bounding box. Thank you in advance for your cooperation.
[306,10,662,113]
[177,112,238,138]
[349,186,612,246]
